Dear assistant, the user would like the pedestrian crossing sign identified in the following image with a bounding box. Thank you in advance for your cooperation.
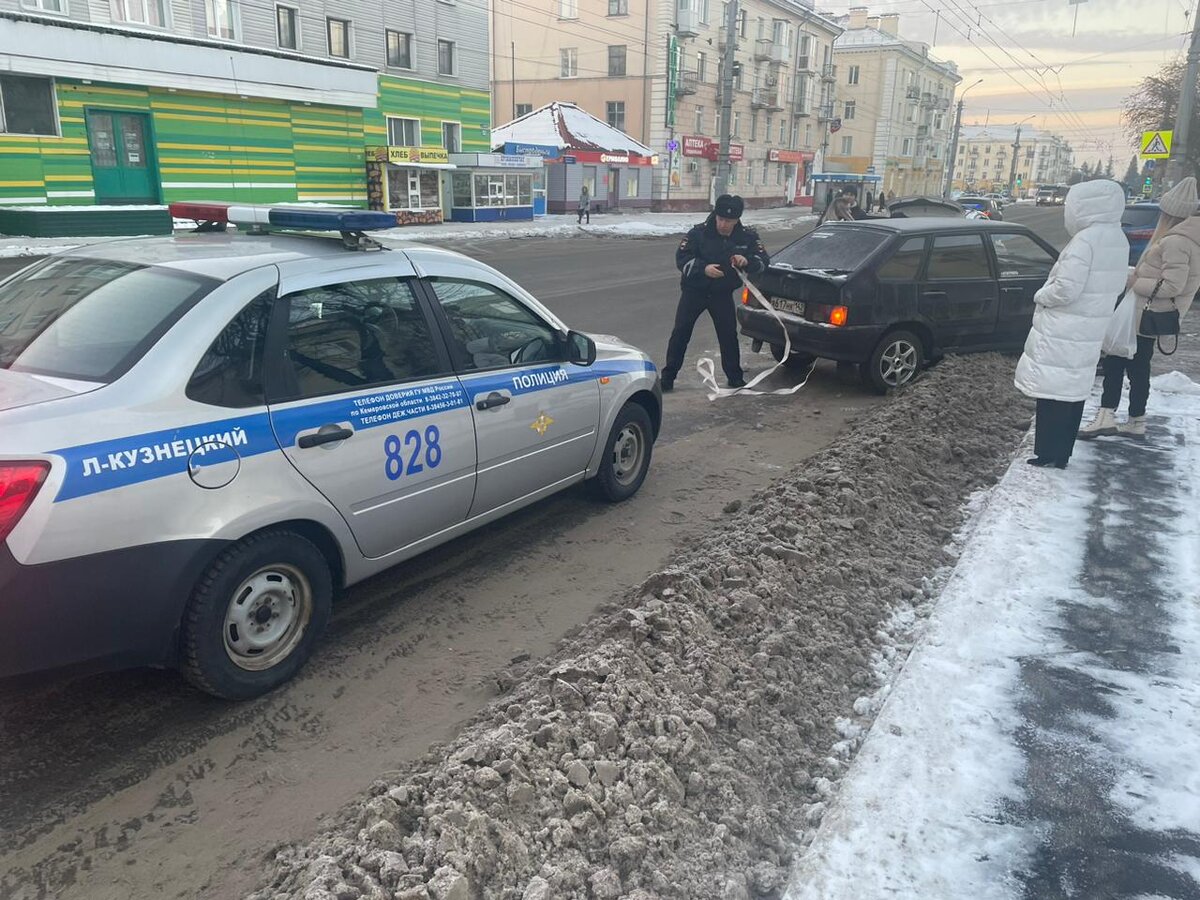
[1141,130,1172,159]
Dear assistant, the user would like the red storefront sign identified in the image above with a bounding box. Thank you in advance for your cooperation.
[546,149,657,167]
[769,149,814,164]
[681,136,744,162]
[682,135,711,157]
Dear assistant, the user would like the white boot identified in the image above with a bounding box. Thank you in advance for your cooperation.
[1118,416,1146,438]
[1078,408,1118,439]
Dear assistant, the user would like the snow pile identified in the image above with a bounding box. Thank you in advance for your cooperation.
[1149,370,1200,395]
[249,356,1033,900]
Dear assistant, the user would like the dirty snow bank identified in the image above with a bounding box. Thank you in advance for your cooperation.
[251,355,1032,900]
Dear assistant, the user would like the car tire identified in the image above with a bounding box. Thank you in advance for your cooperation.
[863,329,924,394]
[591,402,654,503]
[180,530,333,700]
[769,342,817,371]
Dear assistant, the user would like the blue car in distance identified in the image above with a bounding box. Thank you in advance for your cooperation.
[1122,202,1159,265]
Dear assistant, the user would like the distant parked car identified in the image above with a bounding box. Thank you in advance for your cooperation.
[736,219,1059,393]
[1036,185,1069,206]
[985,192,1007,208]
[886,196,966,218]
[957,196,1004,220]
[1121,201,1159,265]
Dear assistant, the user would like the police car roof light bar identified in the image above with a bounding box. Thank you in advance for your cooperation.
[168,202,397,249]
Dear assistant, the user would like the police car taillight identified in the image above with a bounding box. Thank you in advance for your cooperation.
[0,461,50,542]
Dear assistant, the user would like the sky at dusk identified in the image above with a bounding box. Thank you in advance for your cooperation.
[819,0,1190,167]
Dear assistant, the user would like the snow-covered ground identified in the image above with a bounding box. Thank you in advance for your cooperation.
[0,207,817,258]
[786,373,1200,898]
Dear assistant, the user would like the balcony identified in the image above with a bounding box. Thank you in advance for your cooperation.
[676,70,699,95]
[821,63,837,81]
[796,55,813,72]
[769,42,790,66]
[754,38,773,61]
[793,98,811,116]
[905,85,921,101]
[920,91,934,107]
[676,8,700,37]
[937,96,951,110]
[817,103,835,122]
[917,125,929,137]
[751,87,779,109]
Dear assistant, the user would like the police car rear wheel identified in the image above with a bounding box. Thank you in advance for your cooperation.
[181,530,333,700]
[593,403,653,502]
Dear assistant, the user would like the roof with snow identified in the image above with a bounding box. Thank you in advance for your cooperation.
[959,125,1064,144]
[490,102,654,157]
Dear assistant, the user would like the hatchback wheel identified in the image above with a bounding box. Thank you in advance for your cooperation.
[592,402,654,502]
[769,343,817,371]
[864,330,924,394]
[180,530,332,699]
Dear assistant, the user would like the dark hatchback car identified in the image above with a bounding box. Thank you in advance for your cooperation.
[1121,201,1159,265]
[736,219,1060,392]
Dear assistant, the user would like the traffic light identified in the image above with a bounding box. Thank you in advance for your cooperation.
[1145,177,1153,186]
[1016,176,1022,187]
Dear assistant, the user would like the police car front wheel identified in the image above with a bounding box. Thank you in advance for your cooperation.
[592,403,654,503]
[180,530,333,700]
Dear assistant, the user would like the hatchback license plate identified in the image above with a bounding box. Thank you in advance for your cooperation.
[771,298,805,316]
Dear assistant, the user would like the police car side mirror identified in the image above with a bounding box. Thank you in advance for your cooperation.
[566,330,597,367]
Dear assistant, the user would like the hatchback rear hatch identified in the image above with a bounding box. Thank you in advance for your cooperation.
[1121,205,1160,243]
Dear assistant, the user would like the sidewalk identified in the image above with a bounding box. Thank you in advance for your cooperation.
[0,206,817,258]
[785,370,1200,899]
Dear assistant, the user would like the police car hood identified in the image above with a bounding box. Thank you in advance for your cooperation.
[0,369,98,412]
[591,334,646,357]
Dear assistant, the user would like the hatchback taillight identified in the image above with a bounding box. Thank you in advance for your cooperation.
[1126,228,1154,241]
[0,461,50,542]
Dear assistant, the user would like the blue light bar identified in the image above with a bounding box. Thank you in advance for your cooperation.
[266,206,398,231]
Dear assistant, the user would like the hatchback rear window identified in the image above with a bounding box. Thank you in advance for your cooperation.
[959,199,988,211]
[772,227,890,272]
[1121,207,1160,229]
[0,256,216,383]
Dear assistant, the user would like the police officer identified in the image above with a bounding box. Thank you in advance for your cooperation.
[663,194,769,391]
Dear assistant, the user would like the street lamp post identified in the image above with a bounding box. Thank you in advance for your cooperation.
[1007,115,1036,198]
[943,78,982,198]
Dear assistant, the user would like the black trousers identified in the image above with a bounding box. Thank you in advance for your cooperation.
[1034,398,1086,464]
[1100,335,1155,417]
[577,205,590,224]
[663,289,743,382]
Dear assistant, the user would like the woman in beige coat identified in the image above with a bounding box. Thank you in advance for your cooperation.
[1080,177,1200,438]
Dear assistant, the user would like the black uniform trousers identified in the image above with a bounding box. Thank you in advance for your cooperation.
[663,289,743,383]
[1033,398,1086,465]
[1100,335,1155,418]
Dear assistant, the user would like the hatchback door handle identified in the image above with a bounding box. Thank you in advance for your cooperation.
[476,392,511,411]
[922,290,948,297]
[298,426,354,449]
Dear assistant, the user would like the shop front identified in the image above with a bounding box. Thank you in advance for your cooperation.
[503,143,559,216]
[770,149,816,209]
[366,146,455,226]
[545,151,656,214]
[447,153,543,222]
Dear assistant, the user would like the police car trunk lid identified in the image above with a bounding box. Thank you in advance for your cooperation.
[0,369,98,413]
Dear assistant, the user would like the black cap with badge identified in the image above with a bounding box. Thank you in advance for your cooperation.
[714,194,744,219]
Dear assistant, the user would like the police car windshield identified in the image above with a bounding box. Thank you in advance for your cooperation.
[0,256,217,383]
[772,227,889,272]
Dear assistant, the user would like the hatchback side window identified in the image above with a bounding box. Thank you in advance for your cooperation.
[428,278,561,371]
[187,288,273,408]
[927,234,992,280]
[283,278,444,400]
[876,237,927,282]
[991,233,1055,278]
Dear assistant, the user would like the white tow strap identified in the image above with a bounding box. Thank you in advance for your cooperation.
[696,270,816,401]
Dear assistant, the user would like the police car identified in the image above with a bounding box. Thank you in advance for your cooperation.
[0,203,661,699]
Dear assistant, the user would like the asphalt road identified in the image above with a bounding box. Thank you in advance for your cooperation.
[0,203,1069,900]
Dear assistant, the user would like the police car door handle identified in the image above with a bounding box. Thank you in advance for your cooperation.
[297,426,354,449]
[476,392,511,411]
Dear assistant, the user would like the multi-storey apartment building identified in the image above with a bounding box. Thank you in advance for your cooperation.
[491,0,842,210]
[0,0,490,216]
[952,125,1074,194]
[827,7,959,199]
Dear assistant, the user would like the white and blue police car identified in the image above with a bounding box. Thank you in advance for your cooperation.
[0,203,660,698]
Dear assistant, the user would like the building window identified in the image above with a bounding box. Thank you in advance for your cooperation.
[694,105,703,134]
[560,48,578,78]
[761,161,769,184]
[764,115,772,142]
[843,101,855,120]
[750,112,758,141]
[626,169,639,197]
[205,0,238,38]
[442,121,461,152]
[113,0,167,26]
[606,101,626,131]
[797,34,811,69]
[0,74,58,136]
[327,18,350,58]
[559,0,577,17]
[23,0,68,12]
[438,40,455,75]
[516,103,533,116]
[847,65,859,85]
[387,116,420,146]
[608,0,627,14]
[732,111,740,137]
[608,45,627,77]
[699,0,708,23]
[840,136,853,155]
[275,5,298,48]
[737,8,746,36]
[696,50,707,82]
[902,138,913,155]
[779,119,786,144]
[386,30,412,68]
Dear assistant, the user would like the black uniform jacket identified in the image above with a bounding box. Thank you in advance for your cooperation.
[674,217,771,297]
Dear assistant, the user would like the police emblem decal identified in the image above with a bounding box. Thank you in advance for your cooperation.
[530,412,554,436]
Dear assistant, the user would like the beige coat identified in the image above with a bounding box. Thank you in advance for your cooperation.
[1131,215,1200,331]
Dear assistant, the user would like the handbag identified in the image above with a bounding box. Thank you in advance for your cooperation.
[1140,279,1180,355]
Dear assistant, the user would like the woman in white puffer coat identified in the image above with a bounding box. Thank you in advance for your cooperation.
[1014,179,1129,468]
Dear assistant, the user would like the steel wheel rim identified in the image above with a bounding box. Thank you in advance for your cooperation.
[879,339,918,387]
[611,423,646,487]
[223,563,313,671]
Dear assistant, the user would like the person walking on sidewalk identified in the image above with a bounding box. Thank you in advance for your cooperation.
[661,194,769,391]
[1079,177,1200,440]
[1014,179,1129,468]
[577,184,591,224]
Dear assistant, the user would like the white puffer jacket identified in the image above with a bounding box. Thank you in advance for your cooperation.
[1014,180,1129,402]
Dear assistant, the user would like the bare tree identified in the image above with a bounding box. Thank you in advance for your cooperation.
[1122,59,1200,178]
